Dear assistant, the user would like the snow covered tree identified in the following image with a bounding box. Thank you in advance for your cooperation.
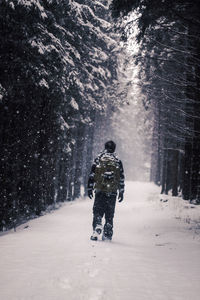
[111,0,200,201]
[0,0,122,230]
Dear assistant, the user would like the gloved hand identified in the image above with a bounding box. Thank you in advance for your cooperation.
[118,192,124,202]
[88,189,93,199]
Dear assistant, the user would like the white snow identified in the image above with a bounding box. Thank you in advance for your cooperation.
[9,1,15,9]
[0,182,200,300]
[39,78,49,89]
[70,98,79,111]
[16,0,47,19]
[60,116,70,131]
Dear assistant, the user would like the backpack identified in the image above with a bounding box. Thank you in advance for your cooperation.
[94,153,120,193]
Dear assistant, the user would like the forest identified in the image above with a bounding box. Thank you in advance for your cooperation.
[1,0,200,231]
[112,0,200,200]
[0,0,124,230]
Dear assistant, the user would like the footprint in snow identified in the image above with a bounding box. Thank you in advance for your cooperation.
[89,269,99,278]
[88,288,104,300]
[58,278,72,290]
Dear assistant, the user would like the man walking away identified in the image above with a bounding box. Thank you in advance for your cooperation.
[88,140,125,241]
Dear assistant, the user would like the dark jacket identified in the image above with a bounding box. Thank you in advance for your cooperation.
[87,150,125,194]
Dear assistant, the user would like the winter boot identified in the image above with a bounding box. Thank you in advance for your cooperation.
[95,224,102,235]
[90,231,98,241]
[102,223,113,241]
[102,235,112,241]
[90,225,102,241]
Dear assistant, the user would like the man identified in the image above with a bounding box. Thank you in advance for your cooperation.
[88,140,125,241]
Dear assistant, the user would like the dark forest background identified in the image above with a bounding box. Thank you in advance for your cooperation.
[112,0,200,200]
[0,0,126,230]
[1,0,200,231]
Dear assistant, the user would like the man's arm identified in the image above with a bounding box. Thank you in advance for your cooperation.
[87,158,98,198]
[118,160,125,202]
[87,164,96,196]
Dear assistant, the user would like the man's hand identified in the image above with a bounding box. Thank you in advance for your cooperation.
[88,189,93,199]
[118,192,124,202]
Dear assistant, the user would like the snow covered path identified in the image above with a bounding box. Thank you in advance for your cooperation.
[1,182,200,300]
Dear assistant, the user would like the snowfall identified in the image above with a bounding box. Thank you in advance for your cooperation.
[1,182,200,300]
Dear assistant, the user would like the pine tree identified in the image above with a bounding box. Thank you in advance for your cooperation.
[0,0,122,230]
[111,0,200,200]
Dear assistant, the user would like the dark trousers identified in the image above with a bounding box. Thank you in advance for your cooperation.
[92,191,117,238]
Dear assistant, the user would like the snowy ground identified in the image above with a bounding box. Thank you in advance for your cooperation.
[1,182,200,300]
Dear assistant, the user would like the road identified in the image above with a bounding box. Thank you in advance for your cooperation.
[0,182,200,300]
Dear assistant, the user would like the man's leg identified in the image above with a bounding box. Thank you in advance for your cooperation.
[103,194,117,240]
[92,191,105,231]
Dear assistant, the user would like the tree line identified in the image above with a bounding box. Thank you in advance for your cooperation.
[0,0,123,231]
[111,0,200,202]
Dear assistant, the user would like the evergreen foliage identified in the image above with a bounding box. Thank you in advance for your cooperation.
[111,0,200,201]
[0,0,121,230]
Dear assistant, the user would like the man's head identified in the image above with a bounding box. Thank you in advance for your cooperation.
[105,140,116,153]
